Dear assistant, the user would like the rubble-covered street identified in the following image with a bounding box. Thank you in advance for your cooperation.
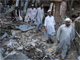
[0,27,79,60]
[1,25,80,60]
[0,0,80,60]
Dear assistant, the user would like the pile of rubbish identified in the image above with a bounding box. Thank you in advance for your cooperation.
[0,29,57,60]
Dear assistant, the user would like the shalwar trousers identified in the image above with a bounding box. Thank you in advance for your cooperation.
[56,41,70,58]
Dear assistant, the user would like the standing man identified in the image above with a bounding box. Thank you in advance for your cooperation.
[36,3,44,32]
[44,10,56,43]
[70,15,78,48]
[30,4,37,25]
[56,18,72,60]
[71,15,77,41]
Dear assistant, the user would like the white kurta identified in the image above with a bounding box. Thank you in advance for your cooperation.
[57,24,72,45]
[30,8,37,21]
[56,24,72,58]
[36,7,44,25]
[44,16,56,35]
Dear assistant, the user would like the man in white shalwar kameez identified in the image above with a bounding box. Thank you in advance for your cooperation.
[30,4,37,25]
[56,18,72,60]
[44,10,56,43]
[36,4,44,31]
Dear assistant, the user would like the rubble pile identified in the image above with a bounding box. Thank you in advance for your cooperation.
[0,29,56,60]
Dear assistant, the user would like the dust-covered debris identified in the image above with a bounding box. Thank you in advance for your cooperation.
[0,29,57,59]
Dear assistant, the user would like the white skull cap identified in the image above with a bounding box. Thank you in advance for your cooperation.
[47,10,51,12]
[64,18,71,21]
[32,4,34,6]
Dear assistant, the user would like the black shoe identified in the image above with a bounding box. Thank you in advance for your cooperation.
[38,30,41,32]
[55,52,58,55]
[50,40,54,44]
[46,40,49,43]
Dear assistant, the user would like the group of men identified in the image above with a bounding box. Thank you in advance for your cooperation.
[28,4,56,43]
[28,3,77,60]
[26,4,44,31]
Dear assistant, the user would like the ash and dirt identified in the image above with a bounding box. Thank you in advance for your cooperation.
[0,20,79,60]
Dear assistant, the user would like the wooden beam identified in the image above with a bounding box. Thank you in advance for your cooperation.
[71,0,74,8]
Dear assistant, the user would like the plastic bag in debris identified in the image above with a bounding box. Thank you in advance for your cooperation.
[30,40,37,43]
[27,40,37,46]
[4,39,18,48]
[0,53,4,60]
[15,25,35,31]
[78,56,80,60]
[17,46,23,50]
[45,50,51,55]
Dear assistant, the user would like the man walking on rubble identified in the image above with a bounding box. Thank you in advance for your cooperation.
[30,4,37,25]
[36,3,44,32]
[56,18,72,60]
[44,10,56,43]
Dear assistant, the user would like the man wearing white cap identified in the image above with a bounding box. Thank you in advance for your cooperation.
[30,4,37,25]
[36,3,44,31]
[56,18,72,59]
[44,10,56,43]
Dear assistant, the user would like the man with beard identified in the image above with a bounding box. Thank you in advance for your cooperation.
[56,18,72,60]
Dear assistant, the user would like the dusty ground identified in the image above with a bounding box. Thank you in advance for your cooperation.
[2,27,78,60]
